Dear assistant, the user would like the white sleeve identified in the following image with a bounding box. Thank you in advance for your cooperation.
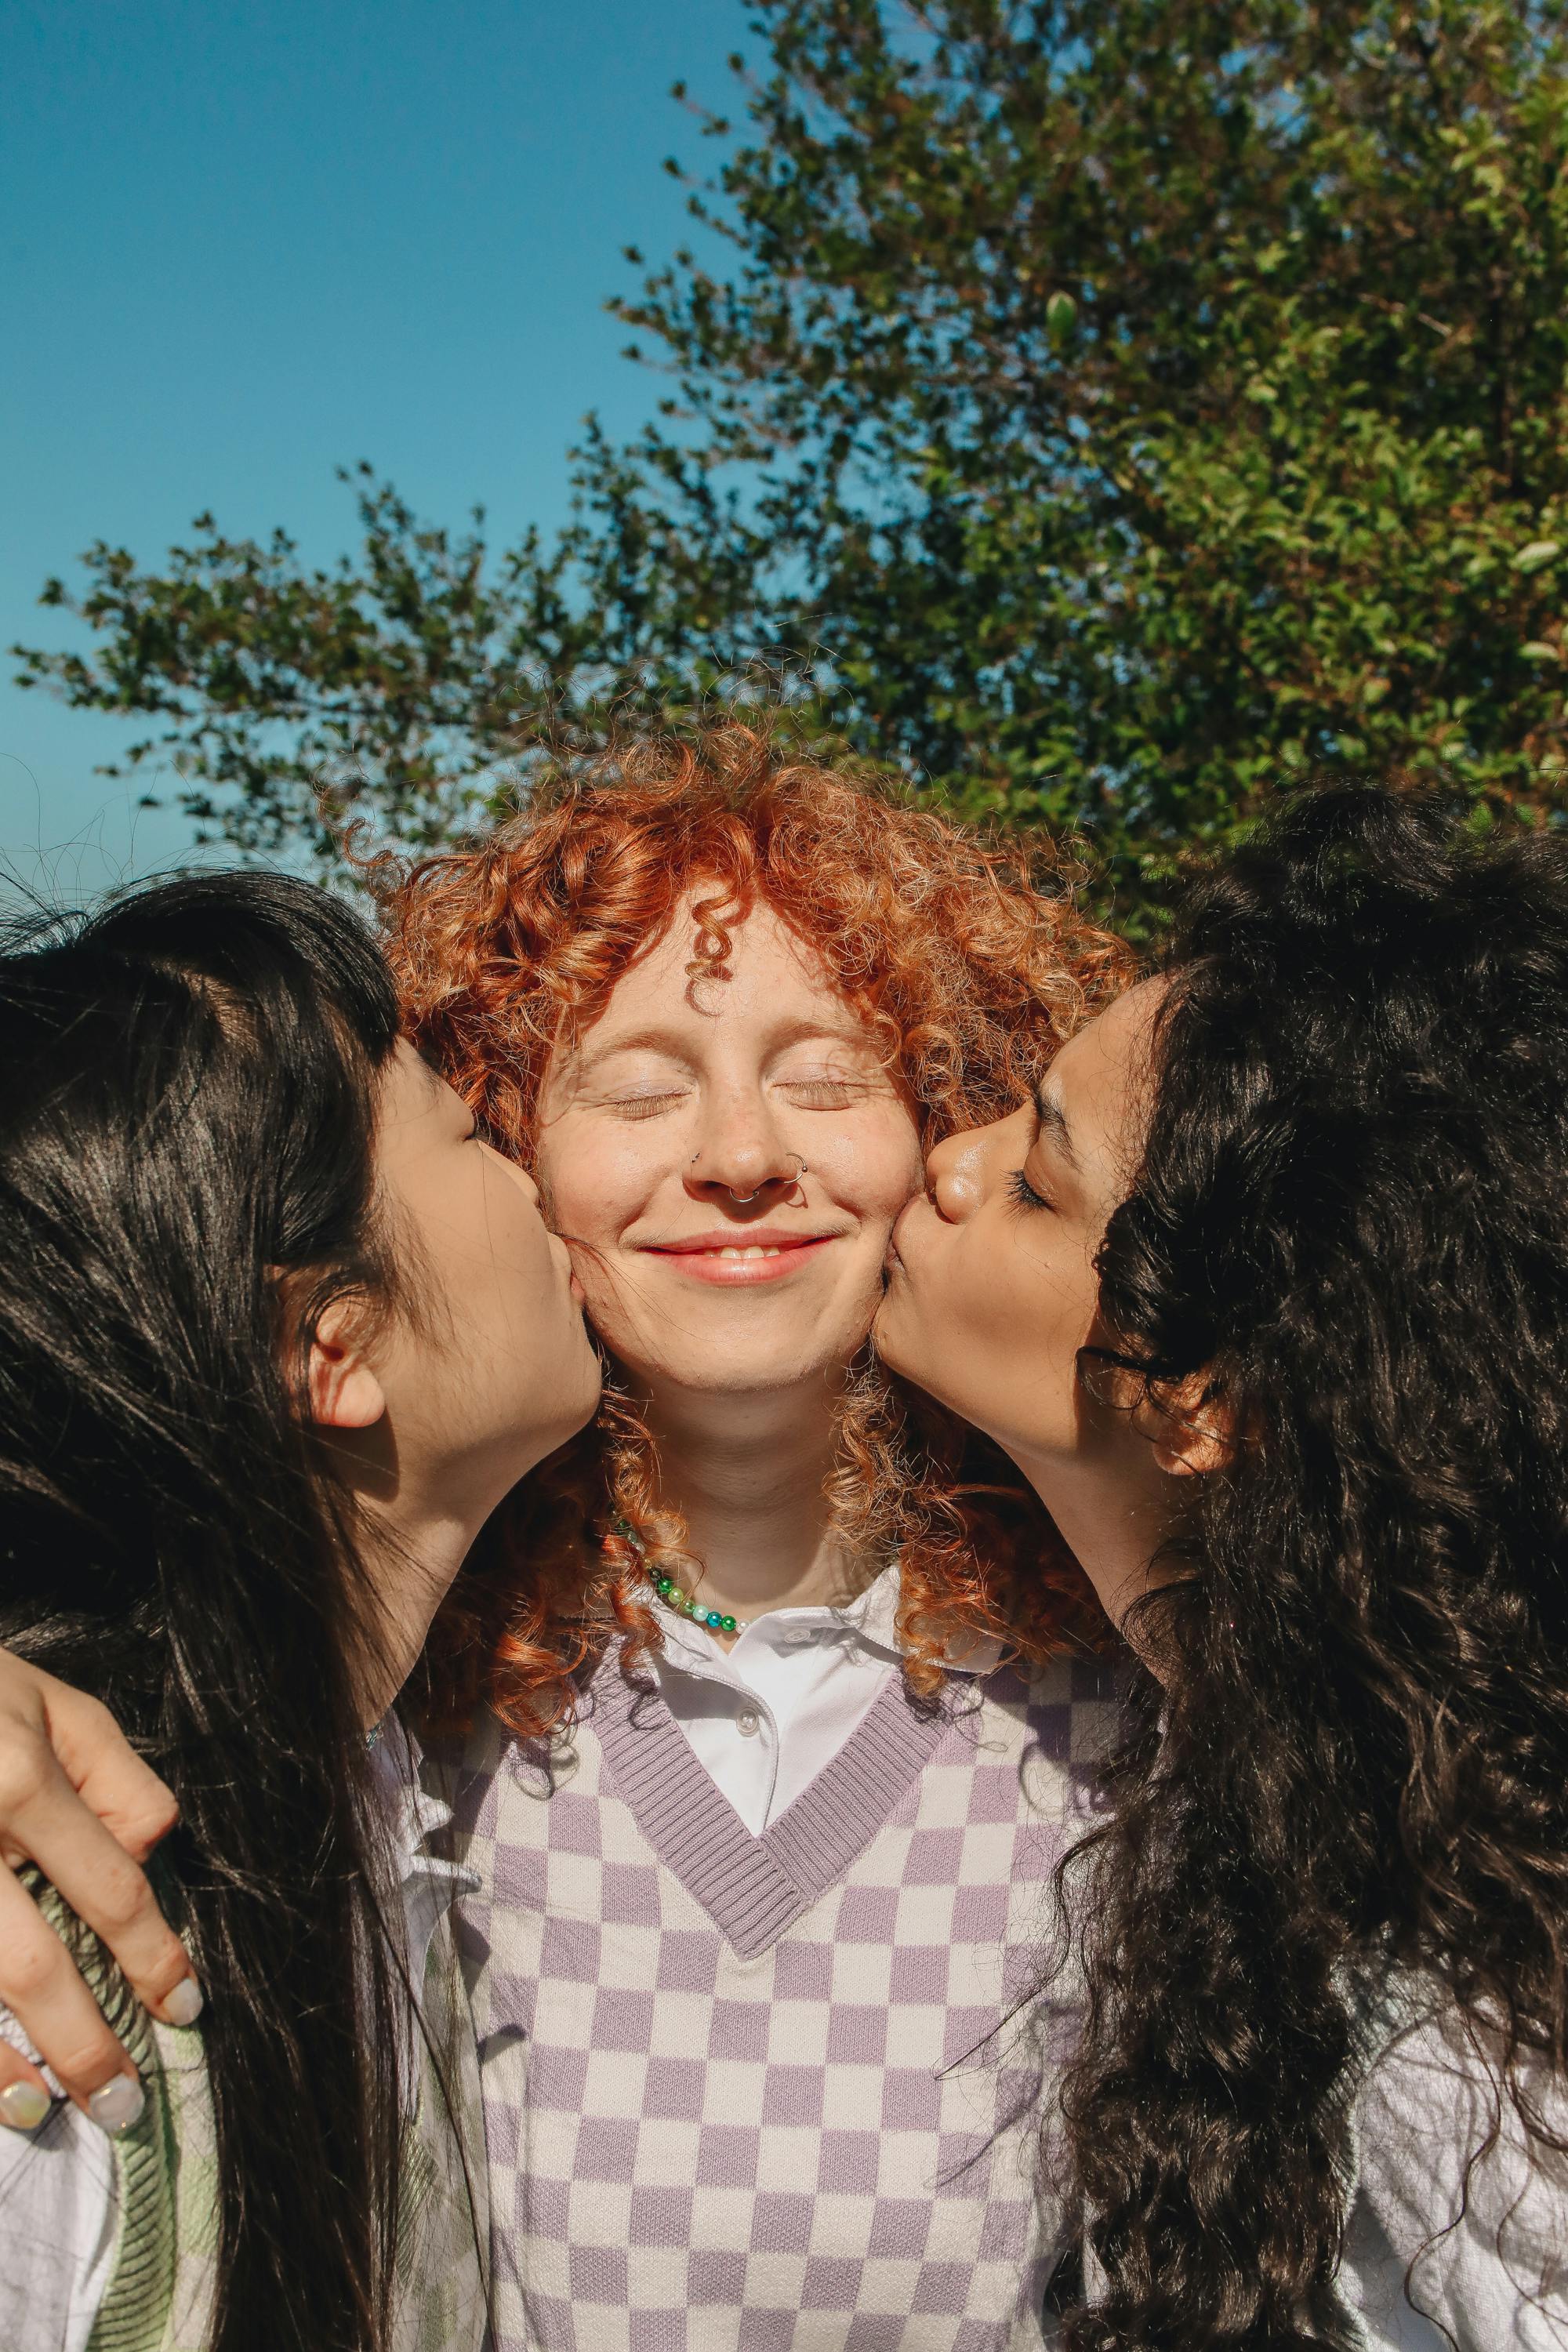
[1340,2005,1568,2350]
[0,2028,119,2352]
[0,1728,464,2352]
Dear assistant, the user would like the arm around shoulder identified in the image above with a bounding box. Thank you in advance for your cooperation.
[0,1650,194,2124]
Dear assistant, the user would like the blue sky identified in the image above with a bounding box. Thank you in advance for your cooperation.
[2,0,741,895]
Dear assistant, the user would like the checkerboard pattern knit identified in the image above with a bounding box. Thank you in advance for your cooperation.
[442,1650,1118,2352]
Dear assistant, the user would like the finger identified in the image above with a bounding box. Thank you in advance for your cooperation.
[35,1683,180,1864]
[0,1868,145,2131]
[0,2038,53,2135]
[6,1761,199,2031]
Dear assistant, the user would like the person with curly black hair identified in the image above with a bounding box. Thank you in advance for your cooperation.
[877,784,1568,2347]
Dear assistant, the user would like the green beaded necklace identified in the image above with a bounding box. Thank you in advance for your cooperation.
[648,1572,746,1638]
[612,1517,747,1636]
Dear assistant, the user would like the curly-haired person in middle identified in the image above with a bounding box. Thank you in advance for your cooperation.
[0,724,1132,2352]
[387,725,1130,2352]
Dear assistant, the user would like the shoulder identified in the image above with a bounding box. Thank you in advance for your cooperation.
[1341,1992,1568,2347]
[975,1651,1123,1787]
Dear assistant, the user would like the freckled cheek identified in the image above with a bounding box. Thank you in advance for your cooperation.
[534,1136,655,1248]
[810,1120,924,1233]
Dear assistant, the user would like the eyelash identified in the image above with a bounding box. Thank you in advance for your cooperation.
[613,1092,687,1120]
[779,1080,866,1109]
[1008,1168,1054,1214]
[608,1080,868,1118]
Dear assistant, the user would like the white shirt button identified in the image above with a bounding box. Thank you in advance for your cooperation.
[735,1709,760,1738]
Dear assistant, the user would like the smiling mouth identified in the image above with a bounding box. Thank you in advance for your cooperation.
[640,1232,838,1286]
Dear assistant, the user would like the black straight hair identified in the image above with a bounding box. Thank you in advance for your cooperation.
[1058,786,1568,2347]
[0,868,412,2352]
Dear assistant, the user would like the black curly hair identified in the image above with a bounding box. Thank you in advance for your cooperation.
[1057,786,1568,2347]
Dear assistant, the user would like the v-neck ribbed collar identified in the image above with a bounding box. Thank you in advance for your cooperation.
[587,1646,962,1958]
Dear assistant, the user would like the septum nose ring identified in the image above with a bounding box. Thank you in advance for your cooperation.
[691,1151,808,1204]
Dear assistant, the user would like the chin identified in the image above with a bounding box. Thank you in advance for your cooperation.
[638,1311,874,1396]
[869,1279,918,1377]
[594,1272,881,1394]
[666,1342,861,1396]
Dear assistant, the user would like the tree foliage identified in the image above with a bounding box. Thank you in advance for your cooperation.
[15,0,1568,914]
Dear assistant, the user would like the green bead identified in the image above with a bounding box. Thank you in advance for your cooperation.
[721,1617,737,1634]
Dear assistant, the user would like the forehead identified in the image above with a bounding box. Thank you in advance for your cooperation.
[569,894,870,1049]
[1043,978,1163,1192]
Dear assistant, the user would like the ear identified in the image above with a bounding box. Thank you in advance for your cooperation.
[305,1296,387,1432]
[1146,1374,1234,1479]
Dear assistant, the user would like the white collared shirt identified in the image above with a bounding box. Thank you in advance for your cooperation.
[645,1562,1002,1835]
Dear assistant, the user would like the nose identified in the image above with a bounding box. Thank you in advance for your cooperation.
[481,1139,543,1209]
[924,1105,1025,1223]
[685,1087,801,1205]
[925,1128,987,1224]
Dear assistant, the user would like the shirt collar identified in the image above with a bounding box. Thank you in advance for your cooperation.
[652,1560,1003,1678]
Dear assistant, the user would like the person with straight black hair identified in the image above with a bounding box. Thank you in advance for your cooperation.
[877,783,1568,2345]
[0,869,601,2352]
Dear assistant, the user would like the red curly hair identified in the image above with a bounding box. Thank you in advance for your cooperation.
[383,724,1132,1740]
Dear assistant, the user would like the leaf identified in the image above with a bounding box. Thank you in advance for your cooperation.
[1512,541,1563,574]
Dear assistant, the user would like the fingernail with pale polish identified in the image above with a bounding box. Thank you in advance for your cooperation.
[162,1978,204,2027]
[88,2076,145,2136]
[0,2082,51,2132]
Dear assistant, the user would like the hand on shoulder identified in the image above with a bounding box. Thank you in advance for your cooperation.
[0,1648,196,2132]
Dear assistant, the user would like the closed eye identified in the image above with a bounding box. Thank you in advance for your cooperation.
[1008,1167,1054,1214]
[610,1090,689,1120]
[776,1079,871,1109]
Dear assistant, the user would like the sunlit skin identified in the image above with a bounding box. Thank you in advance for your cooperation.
[875,980,1216,1636]
[534,898,926,1625]
[312,1040,603,1719]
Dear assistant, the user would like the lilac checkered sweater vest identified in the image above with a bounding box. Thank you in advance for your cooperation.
[441,1646,1116,2352]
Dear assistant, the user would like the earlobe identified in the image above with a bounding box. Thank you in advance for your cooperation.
[306,1302,387,1432]
[1148,1376,1235,1478]
[1151,1423,1230,1478]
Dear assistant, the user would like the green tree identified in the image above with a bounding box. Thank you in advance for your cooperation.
[15,0,1568,915]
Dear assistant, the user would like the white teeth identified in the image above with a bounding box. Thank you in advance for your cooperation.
[713,1243,786,1261]
[719,1247,742,1259]
[742,1245,765,1260]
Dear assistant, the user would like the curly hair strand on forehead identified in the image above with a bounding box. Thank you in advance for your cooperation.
[384,723,1133,1743]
